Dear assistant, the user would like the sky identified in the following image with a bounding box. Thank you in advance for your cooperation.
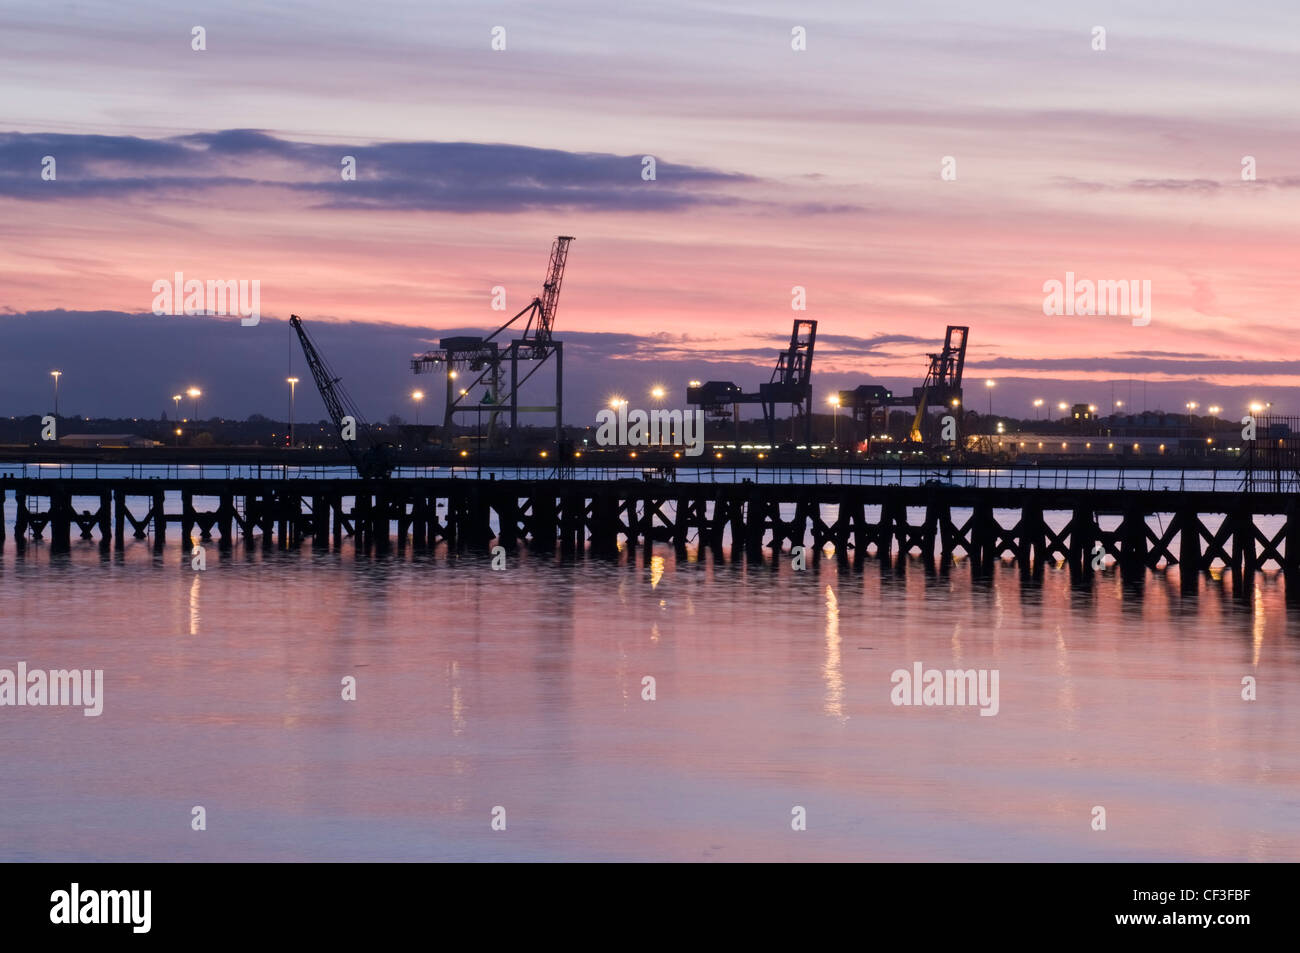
[1,0,1298,425]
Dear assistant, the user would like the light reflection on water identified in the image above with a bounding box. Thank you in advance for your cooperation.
[0,537,1296,862]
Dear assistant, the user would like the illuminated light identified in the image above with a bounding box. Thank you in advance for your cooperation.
[1206,438,1213,444]
[828,394,840,407]
[540,450,548,458]
[1032,399,1043,407]
[574,451,582,458]
[715,452,723,459]
[951,398,960,407]
[688,380,702,388]
[460,450,469,457]
[650,386,666,400]
[1086,442,1091,448]
[609,396,626,409]
[1037,442,1043,448]
[673,452,681,459]
[985,379,995,388]
[1057,402,1068,411]
[1061,442,1067,449]
[1108,443,1114,449]
[629,451,637,458]
[1133,443,1140,450]
[449,370,458,379]
[411,390,424,401]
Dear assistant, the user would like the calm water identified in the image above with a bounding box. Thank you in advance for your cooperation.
[1,528,1297,862]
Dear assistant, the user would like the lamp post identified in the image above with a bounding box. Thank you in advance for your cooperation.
[187,387,202,422]
[650,385,666,447]
[1033,398,1043,420]
[828,393,840,446]
[1208,405,1221,433]
[50,370,61,418]
[172,394,182,419]
[1057,401,1068,422]
[411,389,424,426]
[287,377,299,447]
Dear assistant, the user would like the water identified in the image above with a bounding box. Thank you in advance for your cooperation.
[1,533,1297,862]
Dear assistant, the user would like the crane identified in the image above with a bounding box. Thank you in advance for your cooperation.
[411,236,573,446]
[290,314,392,479]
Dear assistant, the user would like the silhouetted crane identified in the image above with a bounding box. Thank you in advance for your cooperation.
[290,314,391,479]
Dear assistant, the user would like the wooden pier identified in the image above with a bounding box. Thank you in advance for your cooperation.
[0,476,1296,582]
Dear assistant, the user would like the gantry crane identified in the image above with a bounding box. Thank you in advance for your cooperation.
[908,325,968,443]
[290,314,392,479]
[411,236,573,446]
[687,319,818,447]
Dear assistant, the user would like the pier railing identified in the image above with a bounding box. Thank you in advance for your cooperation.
[0,462,1282,493]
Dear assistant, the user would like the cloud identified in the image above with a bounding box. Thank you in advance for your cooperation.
[0,129,785,213]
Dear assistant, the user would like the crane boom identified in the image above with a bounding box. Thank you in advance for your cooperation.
[290,314,391,479]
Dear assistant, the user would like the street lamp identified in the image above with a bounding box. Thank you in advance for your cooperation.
[411,389,424,426]
[287,377,299,447]
[50,370,61,418]
[828,393,841,445]
[984,379,995,417]
[1185,401,1198,413]
[172,394,183,419]
[187,387,202,421]
[1033,398,1044,420]
[650,385,666,446]
[1057,401,1068,420]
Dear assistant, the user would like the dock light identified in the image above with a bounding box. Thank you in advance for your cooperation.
[574,451,581,458]
[1088,404,1097,413]
[287,377,300,446]
[673,451,681,459]
[715,452,723,459]
[186,387,202,421]
[950,398,960,407]
[1185,401,1198,412]
[410,389,424,425]
[50,370,62,417]
[540,450,548,458]
[688,380,702,388]
[609,397,626,409]
[1057,402,1067,411]
[449,370,458,379]
[650,386,666,400]
[1249,401,1266,413]
[1208,405,1221,415]
[460,450,469,458]
[629,451,637,459]
[172,394,183,416]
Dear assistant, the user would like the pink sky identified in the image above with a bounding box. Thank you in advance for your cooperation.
[1,0,1297,416]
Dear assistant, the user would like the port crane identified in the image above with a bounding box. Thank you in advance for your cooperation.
[411,236,574,446]
[686,319,818,447]
[290,314,392,479]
